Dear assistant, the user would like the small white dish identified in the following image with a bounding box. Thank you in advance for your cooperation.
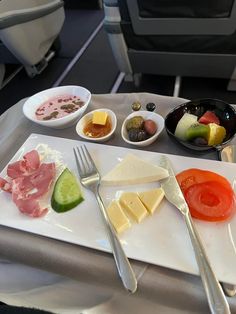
[121,110,164,147]
[23,85,91,129]
[76,108,117,142]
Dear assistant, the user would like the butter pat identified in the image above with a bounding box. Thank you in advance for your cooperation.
[102,154,169,186]
[92,111,108,125]
[119,192,148,223]
[138,188,165,214]
[107,200,131,234]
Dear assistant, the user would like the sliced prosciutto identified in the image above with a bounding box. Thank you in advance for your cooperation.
[12,198,48,218]
[7,149,40,179]
[0,177,12,193]
[11,163,56,199]
[0,150,55,218]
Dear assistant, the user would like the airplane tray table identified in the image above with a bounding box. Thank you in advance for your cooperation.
[0,93,235,314]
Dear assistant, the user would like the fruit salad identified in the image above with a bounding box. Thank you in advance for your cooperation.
[174,111,226,146]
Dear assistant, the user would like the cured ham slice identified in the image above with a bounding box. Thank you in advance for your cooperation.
[0,177,12,193]
[29,163,56,197]
[0,150,55,218]
[13,198,48,218]
[7,149,40,179]
[7,160,27,179]
[23,150,40,171]
[11,163,56,200]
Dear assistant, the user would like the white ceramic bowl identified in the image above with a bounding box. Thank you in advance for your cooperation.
[121,110,165,147]
[76,108,117,142]
[23,85,91,129]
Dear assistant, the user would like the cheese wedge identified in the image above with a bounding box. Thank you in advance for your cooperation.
[119,192,148,223]
[106,200,131,234]
[101,154,169,186]
[138,188,165,214]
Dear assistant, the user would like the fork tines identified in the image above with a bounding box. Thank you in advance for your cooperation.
[73,145,97,176]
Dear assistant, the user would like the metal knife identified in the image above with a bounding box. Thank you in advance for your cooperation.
[159,155,231,314]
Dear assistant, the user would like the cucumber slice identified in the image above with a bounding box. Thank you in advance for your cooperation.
[51,168,84,213]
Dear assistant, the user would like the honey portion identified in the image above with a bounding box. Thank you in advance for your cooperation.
[83,117,112,138]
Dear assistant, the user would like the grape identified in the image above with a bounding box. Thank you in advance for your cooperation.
[193,137,208,145]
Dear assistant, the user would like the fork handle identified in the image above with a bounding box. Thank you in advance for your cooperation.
[95,191,137,293]
[184,212,230,314]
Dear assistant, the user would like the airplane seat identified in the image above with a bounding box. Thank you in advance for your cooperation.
[104,0,236,92]
[0,0,65,85]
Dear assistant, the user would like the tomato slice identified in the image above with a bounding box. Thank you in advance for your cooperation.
[176,168,235,222]
[184,181,234,222]
[176,168,232,193]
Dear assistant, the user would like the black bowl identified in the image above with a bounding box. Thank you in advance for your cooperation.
[165,98,236,151]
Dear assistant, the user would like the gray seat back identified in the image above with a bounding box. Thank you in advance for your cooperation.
[126,0,236,35]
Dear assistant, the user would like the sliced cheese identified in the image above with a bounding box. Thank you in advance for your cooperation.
[138,188,165,214]
[119,192,148,223]
[92,111,108,125]
[106,200,131,234]
[101,154,169,186]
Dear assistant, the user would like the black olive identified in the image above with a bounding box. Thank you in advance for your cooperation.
[128,128,139,142]
[128,128,148,142]
[146,103,156,112]
[137,129,148,141]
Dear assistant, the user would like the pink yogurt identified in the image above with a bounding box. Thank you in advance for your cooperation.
[35,94,85,121]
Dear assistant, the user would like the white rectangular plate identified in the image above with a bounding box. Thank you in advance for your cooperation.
[1,133,236,284]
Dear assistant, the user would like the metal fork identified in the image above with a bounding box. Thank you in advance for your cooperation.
[73,145,137,293]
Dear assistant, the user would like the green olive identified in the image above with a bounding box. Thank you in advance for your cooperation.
[132,101,141,111]
[126,116,144,131]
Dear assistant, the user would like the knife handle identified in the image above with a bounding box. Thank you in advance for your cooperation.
[184,213,230,314]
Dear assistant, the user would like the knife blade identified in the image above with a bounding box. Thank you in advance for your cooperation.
[159,155,231,314]
[159,155,189,215]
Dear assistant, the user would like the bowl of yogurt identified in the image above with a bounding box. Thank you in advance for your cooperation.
[23,85,91,129]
